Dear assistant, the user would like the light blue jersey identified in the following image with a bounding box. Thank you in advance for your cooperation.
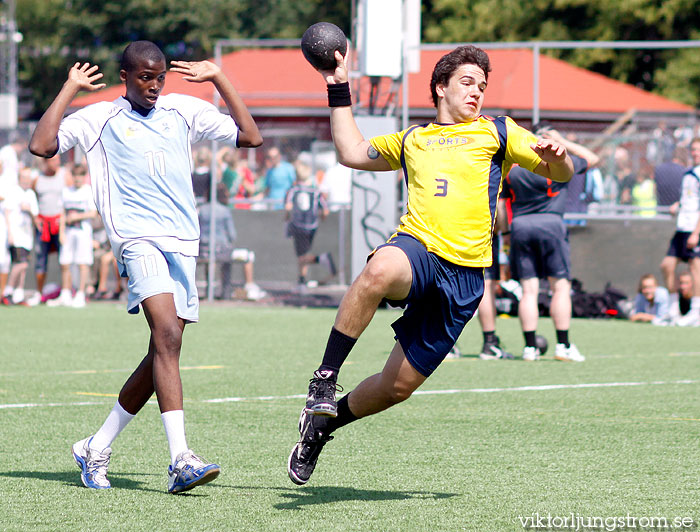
[56,94,240,259]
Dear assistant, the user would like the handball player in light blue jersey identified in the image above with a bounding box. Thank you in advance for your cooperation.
[30,40,262,493]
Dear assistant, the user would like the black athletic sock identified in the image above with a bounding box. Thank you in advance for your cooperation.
[556,330,570,347]
[298,276,306,284]
[318,327,357,374]
[323,394,358,435]
[523,330,537,347]
[482,330,497,344]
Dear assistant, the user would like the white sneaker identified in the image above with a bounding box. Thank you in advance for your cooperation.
[47,290,72,307]
[11,288,25,305]
[72,436,112,489]
[554,343,585,362]
[72,291,86,308]
[26,292,42,306]
[444,345,461,359]
[522,346,541,361]
[244,283,266,301]
[167,450,220,494]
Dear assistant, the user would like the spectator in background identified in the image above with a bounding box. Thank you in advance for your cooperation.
[660,137,700,303]
[191,146,212,205]
[3,167,38,305]
[616,146,637,205]
[0,135,27,189]
[647,120,676,166]
[0,159,11,303]
[666,271,699,327]
[630,273,669,324]
[630,159,657,217]
[198,182,265,301]
[91,215,122,301]
[263,147,295,209]
[655,146,688,207]
[48,164,97,308]
[218,147,260,208]
[31,154,69,305]
[319,159,352,210]
[285,159,335,292]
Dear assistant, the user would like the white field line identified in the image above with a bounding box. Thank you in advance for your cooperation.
[0,379,696,410]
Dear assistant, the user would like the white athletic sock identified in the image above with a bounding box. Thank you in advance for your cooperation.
[161,410,188,466]
[89,401,135,451]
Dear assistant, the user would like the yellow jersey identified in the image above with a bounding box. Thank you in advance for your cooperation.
[370,116,541,267]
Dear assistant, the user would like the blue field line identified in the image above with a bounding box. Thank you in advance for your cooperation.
[1,379,695,410]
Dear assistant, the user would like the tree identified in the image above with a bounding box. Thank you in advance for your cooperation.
[16,0,349,117]
[422,0,700,107]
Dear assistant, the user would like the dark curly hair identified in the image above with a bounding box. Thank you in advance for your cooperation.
[429,45,491,108]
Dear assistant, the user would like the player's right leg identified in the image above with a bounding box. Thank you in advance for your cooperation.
[518,277,541,361]
[305,245,412,417]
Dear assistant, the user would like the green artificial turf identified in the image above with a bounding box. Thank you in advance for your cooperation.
[0,304,698,531]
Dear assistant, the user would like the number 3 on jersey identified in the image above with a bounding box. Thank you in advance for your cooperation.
[435,178,448,197]
[145,150,166,177]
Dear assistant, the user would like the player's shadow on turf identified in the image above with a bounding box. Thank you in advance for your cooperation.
[264,486,457,510]
[0,470,161,492]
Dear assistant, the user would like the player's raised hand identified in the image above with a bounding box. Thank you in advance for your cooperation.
[67,63,106,92]
[320,50,349,85]
[170,60,221,83]
[530,138,567,163]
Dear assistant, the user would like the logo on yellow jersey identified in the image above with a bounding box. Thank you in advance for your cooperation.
[424,136,475,149]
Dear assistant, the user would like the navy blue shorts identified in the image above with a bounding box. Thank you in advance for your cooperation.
[510,213,570,280]
[666,231,700,262]
[484,235,500,281]
[375,233,484,377]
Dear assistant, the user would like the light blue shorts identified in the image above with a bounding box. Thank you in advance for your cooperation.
[118,241,199,322]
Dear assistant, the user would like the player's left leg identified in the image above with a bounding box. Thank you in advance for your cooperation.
[305,245,412,417]
[288,341,425,485]
[140,286,220,494]
[549,276,584,362]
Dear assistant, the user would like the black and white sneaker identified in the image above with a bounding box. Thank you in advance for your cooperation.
[478,336,514,360]
[306,369,343,417]
[288,409,333,485]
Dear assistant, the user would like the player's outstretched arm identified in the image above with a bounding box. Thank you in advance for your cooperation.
[170,60,262,148]
[29,63,105,158]
[318,51,391,172]
[531,138,574,183]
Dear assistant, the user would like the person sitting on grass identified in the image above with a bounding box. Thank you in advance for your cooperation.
[630,273,669,324]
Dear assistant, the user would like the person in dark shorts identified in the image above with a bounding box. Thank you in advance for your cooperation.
[287,45,574,486]
[501,129,592,363]
[660,137,700,314]
[284,159,335,291]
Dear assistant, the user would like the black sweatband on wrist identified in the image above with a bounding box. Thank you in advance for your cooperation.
[327,82,352,107]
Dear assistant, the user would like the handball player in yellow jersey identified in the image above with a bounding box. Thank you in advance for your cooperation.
[288,45,574,485]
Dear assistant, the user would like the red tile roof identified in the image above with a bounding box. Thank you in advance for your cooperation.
[71,47,693,113]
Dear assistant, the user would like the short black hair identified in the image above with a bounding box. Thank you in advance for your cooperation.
[120,41,166,72]
[430,45,491,107]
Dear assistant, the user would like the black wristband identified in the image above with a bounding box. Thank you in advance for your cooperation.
[327,82,352,107]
